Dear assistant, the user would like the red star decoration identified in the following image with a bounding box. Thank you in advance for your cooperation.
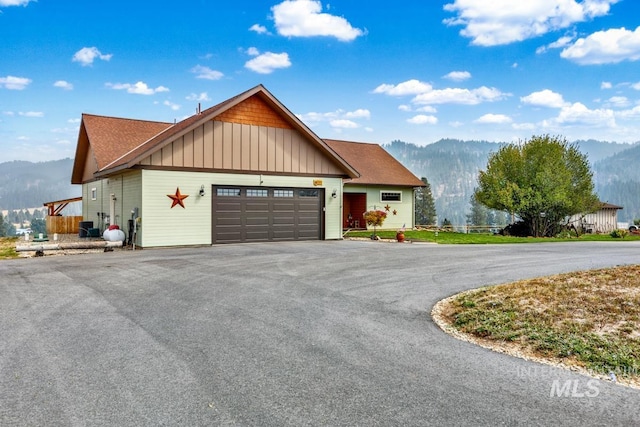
[384,204,391,211]
[167,187,189,208]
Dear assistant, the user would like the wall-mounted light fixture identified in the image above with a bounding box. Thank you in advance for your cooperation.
[331,189,337,198]
[199,185,206,197]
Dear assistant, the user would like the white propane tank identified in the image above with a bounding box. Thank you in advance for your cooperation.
[103,228,125,242]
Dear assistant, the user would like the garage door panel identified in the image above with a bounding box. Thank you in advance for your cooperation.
[213,186,322,244]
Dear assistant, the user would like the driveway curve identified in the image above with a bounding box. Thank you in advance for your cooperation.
[1,241,639,426]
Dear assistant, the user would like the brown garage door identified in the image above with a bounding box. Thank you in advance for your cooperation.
[212,186,323,244]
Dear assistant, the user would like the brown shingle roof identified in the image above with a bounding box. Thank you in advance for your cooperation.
[82,113,172,170]
[324,139,424,187]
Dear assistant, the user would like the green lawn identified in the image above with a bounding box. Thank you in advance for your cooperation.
[344,229,640,244]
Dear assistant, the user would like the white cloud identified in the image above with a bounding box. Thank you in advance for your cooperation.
[443,0,618,46]
[632,82,640,90]
[536,35,575,54]
[244,52,291,74]
[605,96,630,108]
[474,113,512,124]
[418,106,437,113]
[272,0,364,42]
[443,71,471,81]
[298,108,370,127]
[616,105,640,120]
[163,100,181,111]
[53,80,73,90]
[106,81,169,95]
[398,104,412,112]
[249,24,269,34]
[373,79,432,96]
[190,65,224,80]
[19,111,44,118]
[561,26,640,64]
[0,0,34,6]
[521,89,567,108]
[344,109,370,119]
[186,92,210,102]
[72,47,112,66]
[0,75,31,90]
[246,47,260,56]
[407,115,438,125]
[601,81,613,89]
[67,118,81,124]
[330,119,358,129]
[555,102,615,127]
[412,86,508,105]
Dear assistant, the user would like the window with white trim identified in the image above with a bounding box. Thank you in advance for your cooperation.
[381,191,402,202]
[91,188,97,201]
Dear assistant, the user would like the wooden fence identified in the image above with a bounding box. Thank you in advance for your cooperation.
[46,216,84,235]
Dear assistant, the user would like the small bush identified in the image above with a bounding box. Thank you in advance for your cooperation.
[610,229,628,239]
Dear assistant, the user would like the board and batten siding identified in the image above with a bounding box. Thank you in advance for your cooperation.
[140,169,343,247]
[343,185,415,230]
[569,208,620,233]
[139,121,344,176]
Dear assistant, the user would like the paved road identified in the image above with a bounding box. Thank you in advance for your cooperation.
[1,241,640,426]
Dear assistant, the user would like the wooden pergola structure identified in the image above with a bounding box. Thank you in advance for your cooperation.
[43,197,83,235]
[43,196,82,216]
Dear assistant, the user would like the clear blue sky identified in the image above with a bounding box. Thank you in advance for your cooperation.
[1,0,639,162]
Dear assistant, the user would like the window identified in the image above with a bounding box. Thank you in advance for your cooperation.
[247,189,268,197]
[381,191,402,202]
[299,189,319,197]
[217,188,241,196]
[274,189,294,198]
[90,188,97,201]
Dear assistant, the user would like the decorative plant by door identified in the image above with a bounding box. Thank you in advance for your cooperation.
[363,209,387,239]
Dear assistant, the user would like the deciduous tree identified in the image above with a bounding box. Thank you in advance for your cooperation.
[474,135,599,237]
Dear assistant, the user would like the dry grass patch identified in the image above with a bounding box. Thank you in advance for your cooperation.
[434,265,640,388]
[0,237,19,259]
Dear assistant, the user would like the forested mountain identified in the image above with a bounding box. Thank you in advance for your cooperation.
[1,139,638,227]
[0,158,79,211]
[593,143,640,223]
[384,139,640,226]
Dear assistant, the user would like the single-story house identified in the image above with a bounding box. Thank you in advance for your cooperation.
[71,85,424,247]
[568,202,623,234]
[324,139,424,230]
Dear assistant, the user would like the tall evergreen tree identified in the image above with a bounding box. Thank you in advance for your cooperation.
[0,214,5,237]
[466,193,489,232]
[415,177,437,226]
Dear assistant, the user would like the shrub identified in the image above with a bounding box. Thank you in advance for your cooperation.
[610,229,628,239]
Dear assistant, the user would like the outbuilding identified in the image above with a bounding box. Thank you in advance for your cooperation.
[71,85,423,247]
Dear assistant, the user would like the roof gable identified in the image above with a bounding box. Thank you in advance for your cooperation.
[324,139,425,187]
[71,114,171,183]
[91,85,358,179]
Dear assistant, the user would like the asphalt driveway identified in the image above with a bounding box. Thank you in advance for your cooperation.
[2,240,640,426]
